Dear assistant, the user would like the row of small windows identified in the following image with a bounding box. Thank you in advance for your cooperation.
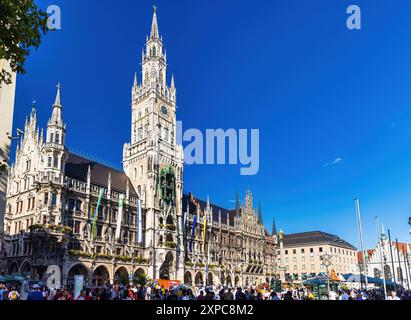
[48,131,63,144]
[282,247,355,256]
[47,155,62,168]
[8,197,36,214]
[134,124,173,143]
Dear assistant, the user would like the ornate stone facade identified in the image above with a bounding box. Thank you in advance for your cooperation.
[0,8,278,287]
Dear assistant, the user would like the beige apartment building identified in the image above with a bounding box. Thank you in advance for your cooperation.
[278,231,357,281]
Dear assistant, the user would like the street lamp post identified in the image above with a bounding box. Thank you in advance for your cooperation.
[354,198,368,290]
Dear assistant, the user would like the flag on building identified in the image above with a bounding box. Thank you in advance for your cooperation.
[190,214,197,252]
[91,188,105,242]
[202,217,207,254]
[115,194,125,241]
[137,198,143,243]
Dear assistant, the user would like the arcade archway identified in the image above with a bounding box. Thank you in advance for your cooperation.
[92,265,110,286]
[114,267,129,285]
[67,263,89,287]
[184,271,193,286]
[195,272,203,286]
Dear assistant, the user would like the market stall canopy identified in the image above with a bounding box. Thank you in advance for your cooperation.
[303,275,340,285]
[342,273,400,287]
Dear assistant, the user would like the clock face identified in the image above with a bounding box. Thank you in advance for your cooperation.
[161,105,169,117]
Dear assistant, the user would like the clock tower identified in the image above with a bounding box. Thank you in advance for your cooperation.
[123,7,184,281]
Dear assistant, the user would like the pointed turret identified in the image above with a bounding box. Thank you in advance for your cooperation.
[171,74,175,90]
[43,83,68,177]
[54,82,61,106]
[107,172,112,200]
[258,202,263,224]
[133,72,138,87]
[150,6,159,39]
[48,83,64,127]
[272,217,277,236]
[126,179,130,205]
[235,191,239,210]
[86,165,91,194]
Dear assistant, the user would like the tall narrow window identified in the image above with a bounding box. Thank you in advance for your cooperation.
[44,192,49,205]
[48,156,52,167]
[55,132,60,144]
[50,193,57,207]
[49,132,54,143]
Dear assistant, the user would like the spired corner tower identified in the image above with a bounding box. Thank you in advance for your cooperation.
[123,7,184,281]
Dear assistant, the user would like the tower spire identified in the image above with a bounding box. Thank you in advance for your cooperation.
[235,191,239,216]
[150,5,159,39]
[258,202,263,224]
[54,82,61,107]
[48,83,64,127]
[272,217,277,236]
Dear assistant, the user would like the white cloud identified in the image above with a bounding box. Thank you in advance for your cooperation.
[324,157,342,167]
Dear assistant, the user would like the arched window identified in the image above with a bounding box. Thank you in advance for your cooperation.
[134,168,137,179]
[164,127,169,142]
[138,127,142,141]
[397,267,403,281]
[166,215,173,225]
[384,265,392,281]
[374,268,381,279]
[152,46,156,56]
[144,124,148,138]
[140,165,143,178]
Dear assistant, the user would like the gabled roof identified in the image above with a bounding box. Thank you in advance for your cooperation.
[283,231,357,250]
[65,153,137,196]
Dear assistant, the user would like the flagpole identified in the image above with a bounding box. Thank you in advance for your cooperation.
[395,238,404,289]
[354,198,368,289]
[375,217,387,299]
[405,243,411,290]
[387,229,397,292]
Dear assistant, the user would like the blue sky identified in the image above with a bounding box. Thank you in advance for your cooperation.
[11,0,411,249]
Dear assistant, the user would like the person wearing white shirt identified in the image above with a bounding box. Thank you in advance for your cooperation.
[387,291,400,300]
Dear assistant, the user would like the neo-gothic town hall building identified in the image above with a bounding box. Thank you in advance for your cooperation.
[0,9,278,288]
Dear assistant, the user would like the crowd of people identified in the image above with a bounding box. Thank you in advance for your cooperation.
[1,281,411,301]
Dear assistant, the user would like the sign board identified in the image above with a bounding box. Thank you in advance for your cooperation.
[156,279,181,290]
[74,275,84,299]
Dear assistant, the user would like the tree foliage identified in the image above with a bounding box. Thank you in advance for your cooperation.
[0,0,49,87]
